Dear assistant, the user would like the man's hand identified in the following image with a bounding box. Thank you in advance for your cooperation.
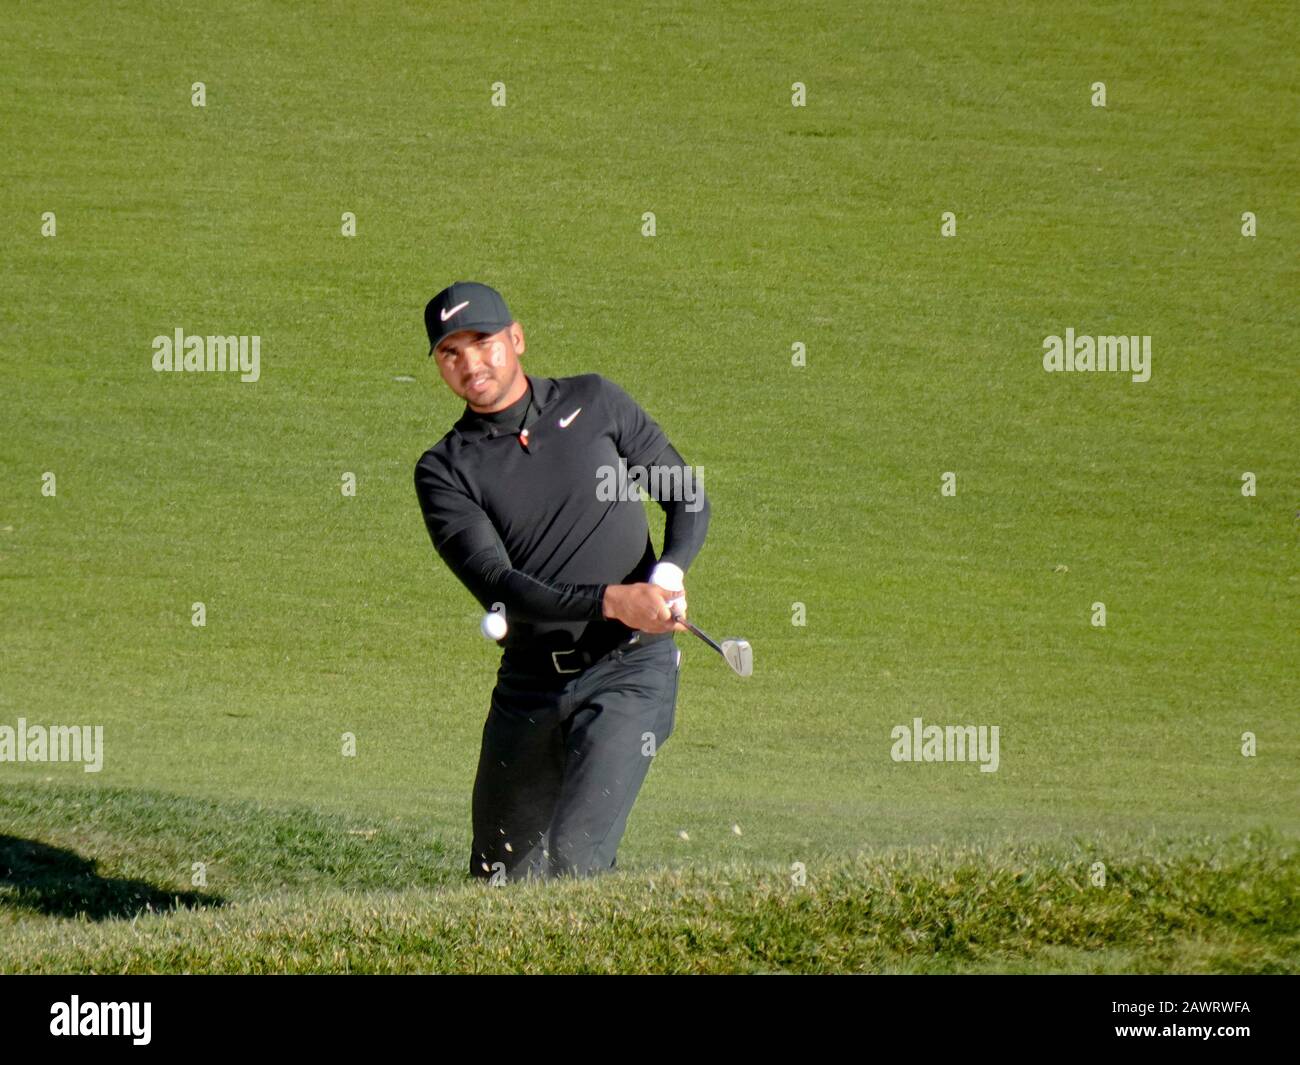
[602,583,690,633]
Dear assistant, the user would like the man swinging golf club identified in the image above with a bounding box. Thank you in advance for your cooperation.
[414,281,710,882]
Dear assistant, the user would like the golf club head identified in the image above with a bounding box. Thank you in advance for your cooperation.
[720,638,753,677]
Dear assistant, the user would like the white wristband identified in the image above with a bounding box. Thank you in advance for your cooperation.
[649,561,685,591]
[650,561,687,616]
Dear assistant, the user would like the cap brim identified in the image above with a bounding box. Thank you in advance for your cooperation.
[426,320,513,357]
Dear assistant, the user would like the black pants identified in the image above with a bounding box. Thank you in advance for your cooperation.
[469,635,681,882]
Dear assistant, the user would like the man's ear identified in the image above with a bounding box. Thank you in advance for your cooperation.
[510,321,526,356]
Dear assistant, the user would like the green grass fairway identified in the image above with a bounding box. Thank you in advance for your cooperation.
[2,1,1296,973]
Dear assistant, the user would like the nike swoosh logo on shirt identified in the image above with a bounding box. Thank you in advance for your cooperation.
[440,301,470,322]
[558,408,582,428]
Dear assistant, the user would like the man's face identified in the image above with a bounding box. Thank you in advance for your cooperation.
[433,322,526,412]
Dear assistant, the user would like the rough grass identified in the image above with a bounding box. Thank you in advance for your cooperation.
[1,784,1294,973]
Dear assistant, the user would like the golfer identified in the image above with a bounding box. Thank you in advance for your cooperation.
[414,281,710,882]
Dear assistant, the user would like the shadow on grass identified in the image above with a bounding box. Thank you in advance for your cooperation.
[0,836,224,921]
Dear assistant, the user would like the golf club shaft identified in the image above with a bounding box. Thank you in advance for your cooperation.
[671,610,724,656]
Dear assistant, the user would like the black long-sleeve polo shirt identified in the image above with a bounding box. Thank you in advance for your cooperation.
[414,373,709,652]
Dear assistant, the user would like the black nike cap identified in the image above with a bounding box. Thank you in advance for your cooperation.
[424,281,514,356]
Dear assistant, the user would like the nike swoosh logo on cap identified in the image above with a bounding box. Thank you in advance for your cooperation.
[440,300,470,322]
[558,408,582,428]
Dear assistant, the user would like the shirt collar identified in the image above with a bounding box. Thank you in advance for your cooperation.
[452,375,558,443]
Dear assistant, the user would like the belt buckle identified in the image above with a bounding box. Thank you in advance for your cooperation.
[551,649,583,675]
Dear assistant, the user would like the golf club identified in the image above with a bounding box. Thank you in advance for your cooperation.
[670,608,753,677]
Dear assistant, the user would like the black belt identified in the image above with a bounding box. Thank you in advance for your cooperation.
[503,630,675,676]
